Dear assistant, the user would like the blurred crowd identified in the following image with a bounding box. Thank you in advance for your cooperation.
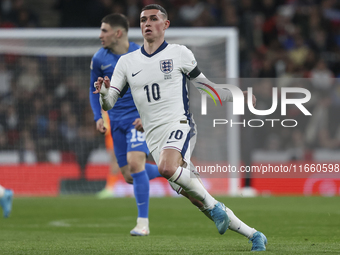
[1,0,340,163]
[0,55,102,167]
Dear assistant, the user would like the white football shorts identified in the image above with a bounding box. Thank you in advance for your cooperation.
[150,119,197,165]
[149,119,198,195]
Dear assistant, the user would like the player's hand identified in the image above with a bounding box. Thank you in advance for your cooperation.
[96,118,107,134]
[93,76,110,94]
[93,77,103,94]
[243,91,256,107]
[133,118,144,132]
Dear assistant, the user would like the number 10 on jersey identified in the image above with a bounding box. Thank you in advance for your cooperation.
[144,83,161,102]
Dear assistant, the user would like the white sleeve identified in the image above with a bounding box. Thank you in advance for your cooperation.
[191,73,233,102]
[99,86,119,111]
[99,57,127,111]
[180,46,198,74]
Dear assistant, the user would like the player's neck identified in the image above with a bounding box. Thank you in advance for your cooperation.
[110,40,130,55]
[143,39,164,55]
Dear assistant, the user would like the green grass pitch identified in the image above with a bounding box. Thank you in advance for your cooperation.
[1,196,339,254]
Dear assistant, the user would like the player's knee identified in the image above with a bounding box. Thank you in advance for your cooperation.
[123,173,133,184]
[120,165,133,184]
[157,162,177,179]
[127,152,146,174]
[128,160,143,174]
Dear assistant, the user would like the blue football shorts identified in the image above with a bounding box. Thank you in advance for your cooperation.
[110,118,149,168]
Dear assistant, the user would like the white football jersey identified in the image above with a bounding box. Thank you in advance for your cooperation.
[110,42,198,150]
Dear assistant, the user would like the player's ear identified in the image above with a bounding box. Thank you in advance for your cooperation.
[164,20,170,30]
[116,29,123,38]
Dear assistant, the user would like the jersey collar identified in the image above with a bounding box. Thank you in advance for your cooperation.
[141,41,168,58]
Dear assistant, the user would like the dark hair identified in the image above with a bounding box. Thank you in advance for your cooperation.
[141,4,168,19]
[101,13,129,32]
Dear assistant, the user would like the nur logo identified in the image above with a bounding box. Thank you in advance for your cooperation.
[199,83,311,117]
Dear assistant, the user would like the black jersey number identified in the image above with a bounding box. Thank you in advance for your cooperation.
[168,130,183,140]
[144,83,160,102]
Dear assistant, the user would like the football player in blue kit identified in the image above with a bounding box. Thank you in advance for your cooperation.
[89,13,162,236]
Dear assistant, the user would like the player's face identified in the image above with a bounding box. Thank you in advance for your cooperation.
[140,9,169,42]
[99,23,118,49]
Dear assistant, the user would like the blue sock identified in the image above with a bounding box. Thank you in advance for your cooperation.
[131,170,149,218]
[145,163,162,180]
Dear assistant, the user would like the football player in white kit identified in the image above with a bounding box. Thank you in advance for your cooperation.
[94,4,267,251]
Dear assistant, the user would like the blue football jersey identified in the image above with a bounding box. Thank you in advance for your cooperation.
[90,42,140,122]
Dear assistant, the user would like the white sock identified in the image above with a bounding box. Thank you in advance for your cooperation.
[168,167,217,209]
[0,185,5,197]
[225,206,257,239]
[136,217,149,227]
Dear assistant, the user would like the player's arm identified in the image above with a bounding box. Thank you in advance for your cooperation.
[89,57,104,121]
[189,71,233,102]
[179,46,232,102]
[180,46,255,106]
[94,76,119,111]
[94,58,127,111]
[89,57,107,134]
[191,73,256,106]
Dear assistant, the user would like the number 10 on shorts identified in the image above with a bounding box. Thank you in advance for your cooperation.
[167,130,183,142]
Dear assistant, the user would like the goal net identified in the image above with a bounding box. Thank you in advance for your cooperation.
[0,28,240,196]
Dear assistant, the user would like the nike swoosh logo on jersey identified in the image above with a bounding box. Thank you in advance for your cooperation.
[132,70,142,77]
[101,64,112,70]
[131,143,143,148]
[166,141,177,143]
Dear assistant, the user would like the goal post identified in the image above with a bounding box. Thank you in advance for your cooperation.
[0,28,240,196]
